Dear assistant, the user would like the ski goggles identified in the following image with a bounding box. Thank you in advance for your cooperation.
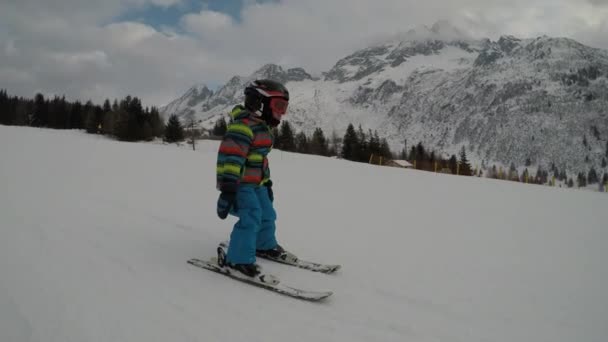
[269,97,289,118]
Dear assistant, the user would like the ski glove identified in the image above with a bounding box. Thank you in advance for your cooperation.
[217,191,237,219]
[265,180,274,202]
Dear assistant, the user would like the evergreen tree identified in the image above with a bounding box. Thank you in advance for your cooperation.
[15,101,30,126]
[588,167,599,184]
[103,110,117,137]
[0,90,15,125]
[429,151,436,169]
[0,89,6,124]
[448,155,458,174]
[310,128,329,156]
[212,117,227,136]
[141,121,153,142]
[368,130,380,157]
[458,146,472,176]
[577,172,588,187]
[549,163,559,180]
[568,178,574,188]
[112,109,131,141]
[559,168,568,181]
[356,125,368,162]
[53,96,68,128]
[84,103,99,134]
[278,121,296,152]
[47,96,61,128]
[58,96,70,129]
[399,139,408,160]
[69,101,83,129]
[127,97,145,140]
[379,139,392,160]
[415,142,426,164]
[521,168,530,182]
[103,99,112,114]
[408,145,417,162]
[164,114,184,143]
[295,131,309,154]
[508,163,519,181]
[534,166,548,184]
[341,123,359,161]
[148,107,164,138]
[602,158,607,169]
[329,130,340,157]
[32,93,48,127]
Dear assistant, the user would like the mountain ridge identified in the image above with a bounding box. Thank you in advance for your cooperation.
[161,29,608,174]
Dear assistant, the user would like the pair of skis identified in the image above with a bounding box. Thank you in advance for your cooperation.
[187,242,340,302]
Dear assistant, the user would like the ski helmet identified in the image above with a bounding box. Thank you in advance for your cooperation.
[244,79,289,127]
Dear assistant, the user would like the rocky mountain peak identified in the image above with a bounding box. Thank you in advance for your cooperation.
[252,64,285,80]
[251,63,313,83]
[184,84,213,107]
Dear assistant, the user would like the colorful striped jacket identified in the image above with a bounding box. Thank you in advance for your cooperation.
[216,105,273,192]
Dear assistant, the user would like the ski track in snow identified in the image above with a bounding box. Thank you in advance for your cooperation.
[1,125,607,342]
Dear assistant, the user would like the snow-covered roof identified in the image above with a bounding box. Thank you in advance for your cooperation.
[391,159,413,167]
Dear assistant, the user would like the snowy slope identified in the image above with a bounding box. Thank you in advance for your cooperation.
[1,125,608,342]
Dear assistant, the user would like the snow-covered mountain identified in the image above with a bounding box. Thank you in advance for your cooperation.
[162,23,608,173]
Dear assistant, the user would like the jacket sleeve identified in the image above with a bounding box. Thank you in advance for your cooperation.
[261,157,271,185]
[216,119,253,192]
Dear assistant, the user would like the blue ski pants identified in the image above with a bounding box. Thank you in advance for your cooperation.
[226,185,278,264]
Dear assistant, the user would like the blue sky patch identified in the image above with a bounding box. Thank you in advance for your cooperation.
[114,0,277,31]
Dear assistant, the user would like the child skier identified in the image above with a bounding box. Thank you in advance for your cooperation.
[215,79,290,277]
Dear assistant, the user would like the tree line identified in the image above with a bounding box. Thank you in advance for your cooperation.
[210,116,479,175]
[400,140,474,176]
[209,116,338,156]
[0,89,171,142]
[210,118,396,162]
[4,89,605,190]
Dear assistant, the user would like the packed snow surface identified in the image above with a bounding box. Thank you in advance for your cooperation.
[1,125,607,342]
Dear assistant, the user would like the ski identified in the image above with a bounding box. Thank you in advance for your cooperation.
[257,253,342,274]
[219,241,341,274]
[187,258,333,302]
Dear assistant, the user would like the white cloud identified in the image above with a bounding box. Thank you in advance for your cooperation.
[181,10,234,36]
[50,51,111,70]
[0,0,607,107]
[104,22,159,46]
[0,68,35,84]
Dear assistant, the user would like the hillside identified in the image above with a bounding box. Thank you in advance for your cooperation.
[1,125,607,342]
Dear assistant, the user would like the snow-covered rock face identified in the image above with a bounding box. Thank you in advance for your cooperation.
[162,64,315,125]
[162,33,608,173]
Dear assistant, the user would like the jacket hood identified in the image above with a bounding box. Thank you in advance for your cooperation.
[229,105,251,120]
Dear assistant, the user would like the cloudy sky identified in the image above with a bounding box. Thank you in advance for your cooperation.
[1,0,607,107]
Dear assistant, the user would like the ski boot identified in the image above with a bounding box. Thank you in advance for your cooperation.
[256,244,298,264]
[217,244,277,283]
